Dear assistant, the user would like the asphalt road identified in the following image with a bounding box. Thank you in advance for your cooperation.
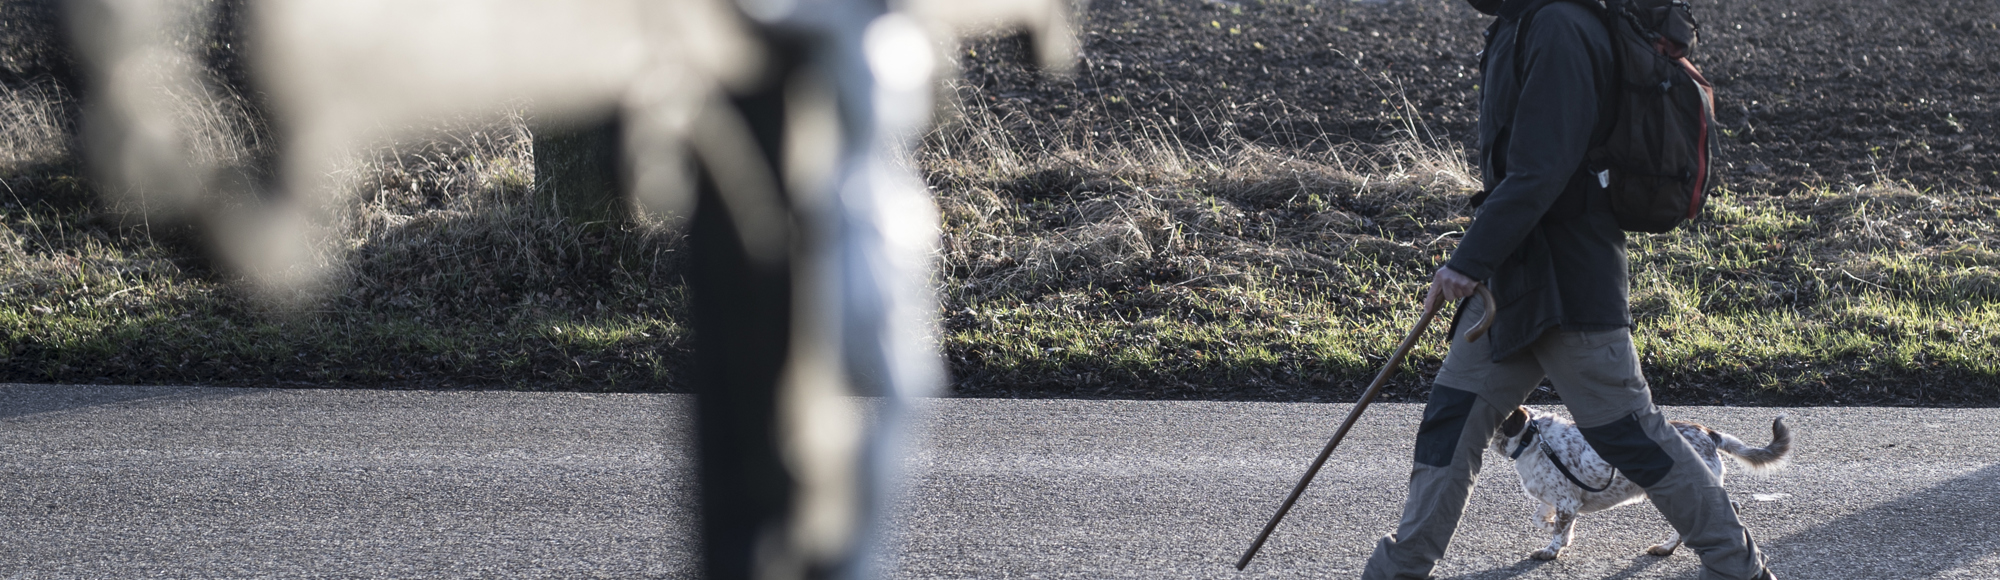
[4,384,1997,579]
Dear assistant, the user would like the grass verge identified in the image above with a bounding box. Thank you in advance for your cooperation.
[926,83,2000,405]
[1,76,1994,403]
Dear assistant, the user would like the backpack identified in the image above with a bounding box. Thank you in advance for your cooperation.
[1501,0,1718,233]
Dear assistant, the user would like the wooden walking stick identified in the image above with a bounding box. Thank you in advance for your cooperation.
[1235,284,1497,570]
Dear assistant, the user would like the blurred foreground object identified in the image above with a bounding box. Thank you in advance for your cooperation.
[67,0,1073,577]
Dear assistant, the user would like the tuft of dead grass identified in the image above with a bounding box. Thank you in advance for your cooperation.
[0,79,70,170]
[927,82,1478,307]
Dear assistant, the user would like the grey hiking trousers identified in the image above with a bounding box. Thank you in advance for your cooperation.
[1359,298,1768,580]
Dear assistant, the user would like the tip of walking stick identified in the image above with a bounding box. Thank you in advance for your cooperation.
[1236,540,1261,569]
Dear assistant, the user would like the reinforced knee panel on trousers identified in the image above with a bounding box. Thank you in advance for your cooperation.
[1577,413,1676,488]
[1414,386,1480,467]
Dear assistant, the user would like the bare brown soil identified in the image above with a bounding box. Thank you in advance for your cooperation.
[958,0,1999,195]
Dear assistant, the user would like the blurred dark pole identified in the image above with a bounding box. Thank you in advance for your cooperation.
[686,36,808,580]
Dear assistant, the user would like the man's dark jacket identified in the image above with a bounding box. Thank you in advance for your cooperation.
[1446,0,1625,361]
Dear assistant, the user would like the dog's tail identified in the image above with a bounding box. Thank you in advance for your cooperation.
[1715,414,1791,475]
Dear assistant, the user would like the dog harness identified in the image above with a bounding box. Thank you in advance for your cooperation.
[1512,418,1613,493]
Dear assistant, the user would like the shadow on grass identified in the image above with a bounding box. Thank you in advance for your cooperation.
[947,353,1433,403]
[0,310,693,392]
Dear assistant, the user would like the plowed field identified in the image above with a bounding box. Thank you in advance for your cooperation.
[960,0,1999,195]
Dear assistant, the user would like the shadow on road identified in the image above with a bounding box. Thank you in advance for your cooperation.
[1439,557,1554,580]
[0,384,244,420]
[1600,553,1691,580]
[1760,462,2000,578]
[1441,544,1699,580]
[1440,465,2000,579]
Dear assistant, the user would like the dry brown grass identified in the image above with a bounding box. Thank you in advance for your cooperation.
[926,81,1478,308]
[333,112,686,321]
[921,80,1999,403]
[0,79,69,170]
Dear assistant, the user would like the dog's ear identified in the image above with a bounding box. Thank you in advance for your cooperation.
[1499,406,1529,437]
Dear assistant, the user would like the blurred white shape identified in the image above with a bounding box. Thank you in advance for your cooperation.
[906,0,1078,72]
[865,15,935,93]
[255,0,647,134]
[67,0,215,221]
[71,0,1068,301]
[246,0,766,297]
[781,69,844,203]
[623,0,768,222]
[621,68,705,222]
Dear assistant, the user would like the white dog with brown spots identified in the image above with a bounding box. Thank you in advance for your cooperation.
[1490,406,1791,561]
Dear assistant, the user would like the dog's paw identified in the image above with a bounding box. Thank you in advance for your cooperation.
[1530,548,1562,561]
[1646,545,1677,557]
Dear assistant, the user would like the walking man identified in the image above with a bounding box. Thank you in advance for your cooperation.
[1358,0,1775,578]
